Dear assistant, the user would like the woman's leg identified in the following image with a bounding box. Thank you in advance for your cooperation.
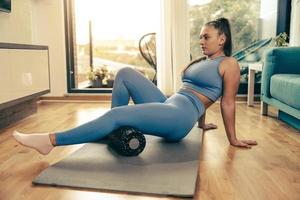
[14,93,203,154]
[55,93,201,145]
[13,68,167,155]
[111,67,166,108]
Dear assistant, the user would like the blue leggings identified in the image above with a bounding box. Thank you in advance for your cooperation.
[55,67,205,145]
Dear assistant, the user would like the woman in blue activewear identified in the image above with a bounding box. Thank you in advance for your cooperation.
[13,18,257,155]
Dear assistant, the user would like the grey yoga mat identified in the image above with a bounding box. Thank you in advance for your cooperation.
[33,126,202,197]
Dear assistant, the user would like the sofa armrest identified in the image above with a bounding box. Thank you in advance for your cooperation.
[261,47,300,98]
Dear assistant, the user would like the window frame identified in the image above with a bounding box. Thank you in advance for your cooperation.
[64,0,112,93]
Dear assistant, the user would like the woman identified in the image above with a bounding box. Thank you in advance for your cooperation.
[13,18,257,155]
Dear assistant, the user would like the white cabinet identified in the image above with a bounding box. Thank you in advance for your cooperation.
[0,43,50,128]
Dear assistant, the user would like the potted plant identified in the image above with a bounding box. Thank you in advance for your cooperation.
[87,65,108,88]
[106,70,115,88]
[269,32,289,47]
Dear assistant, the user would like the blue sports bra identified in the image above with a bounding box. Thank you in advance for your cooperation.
[181,56,225,102]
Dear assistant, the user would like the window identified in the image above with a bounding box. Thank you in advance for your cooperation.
[65,0,285,94]
[65,0,159,93]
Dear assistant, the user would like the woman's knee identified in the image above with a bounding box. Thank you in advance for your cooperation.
[116,67,137,80]
[104,107,119,119]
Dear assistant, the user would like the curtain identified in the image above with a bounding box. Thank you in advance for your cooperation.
[290,0,300,46]
[156,0,190,96]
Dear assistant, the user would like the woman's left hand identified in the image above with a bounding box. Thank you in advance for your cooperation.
[230,139,258,149]
[199,123,218,131]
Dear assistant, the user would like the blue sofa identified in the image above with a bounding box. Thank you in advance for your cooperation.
[261,47,300,130]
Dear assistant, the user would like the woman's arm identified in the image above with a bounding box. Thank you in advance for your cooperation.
[220,58,257,148]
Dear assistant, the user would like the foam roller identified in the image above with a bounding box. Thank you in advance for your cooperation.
[107,127,146,156]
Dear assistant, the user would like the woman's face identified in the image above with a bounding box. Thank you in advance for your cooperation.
[199,25,226,56]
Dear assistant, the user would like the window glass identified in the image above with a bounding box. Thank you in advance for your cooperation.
[72,0,159,90]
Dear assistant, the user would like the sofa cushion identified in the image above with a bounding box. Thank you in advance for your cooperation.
[270,74,300,110]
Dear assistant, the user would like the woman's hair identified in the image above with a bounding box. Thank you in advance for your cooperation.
[205,17,232,56]
[182,18,232,75]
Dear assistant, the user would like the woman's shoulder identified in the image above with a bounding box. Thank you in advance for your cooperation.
[219,56,240,75]
[221,57,239,68]
[221,56,238,65]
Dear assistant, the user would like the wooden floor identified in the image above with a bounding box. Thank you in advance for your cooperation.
[0,101,299,200]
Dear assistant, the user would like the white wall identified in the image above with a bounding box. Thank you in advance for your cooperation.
[31,0,67,96]
[0,0,67,97]
[0,0,33,44]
